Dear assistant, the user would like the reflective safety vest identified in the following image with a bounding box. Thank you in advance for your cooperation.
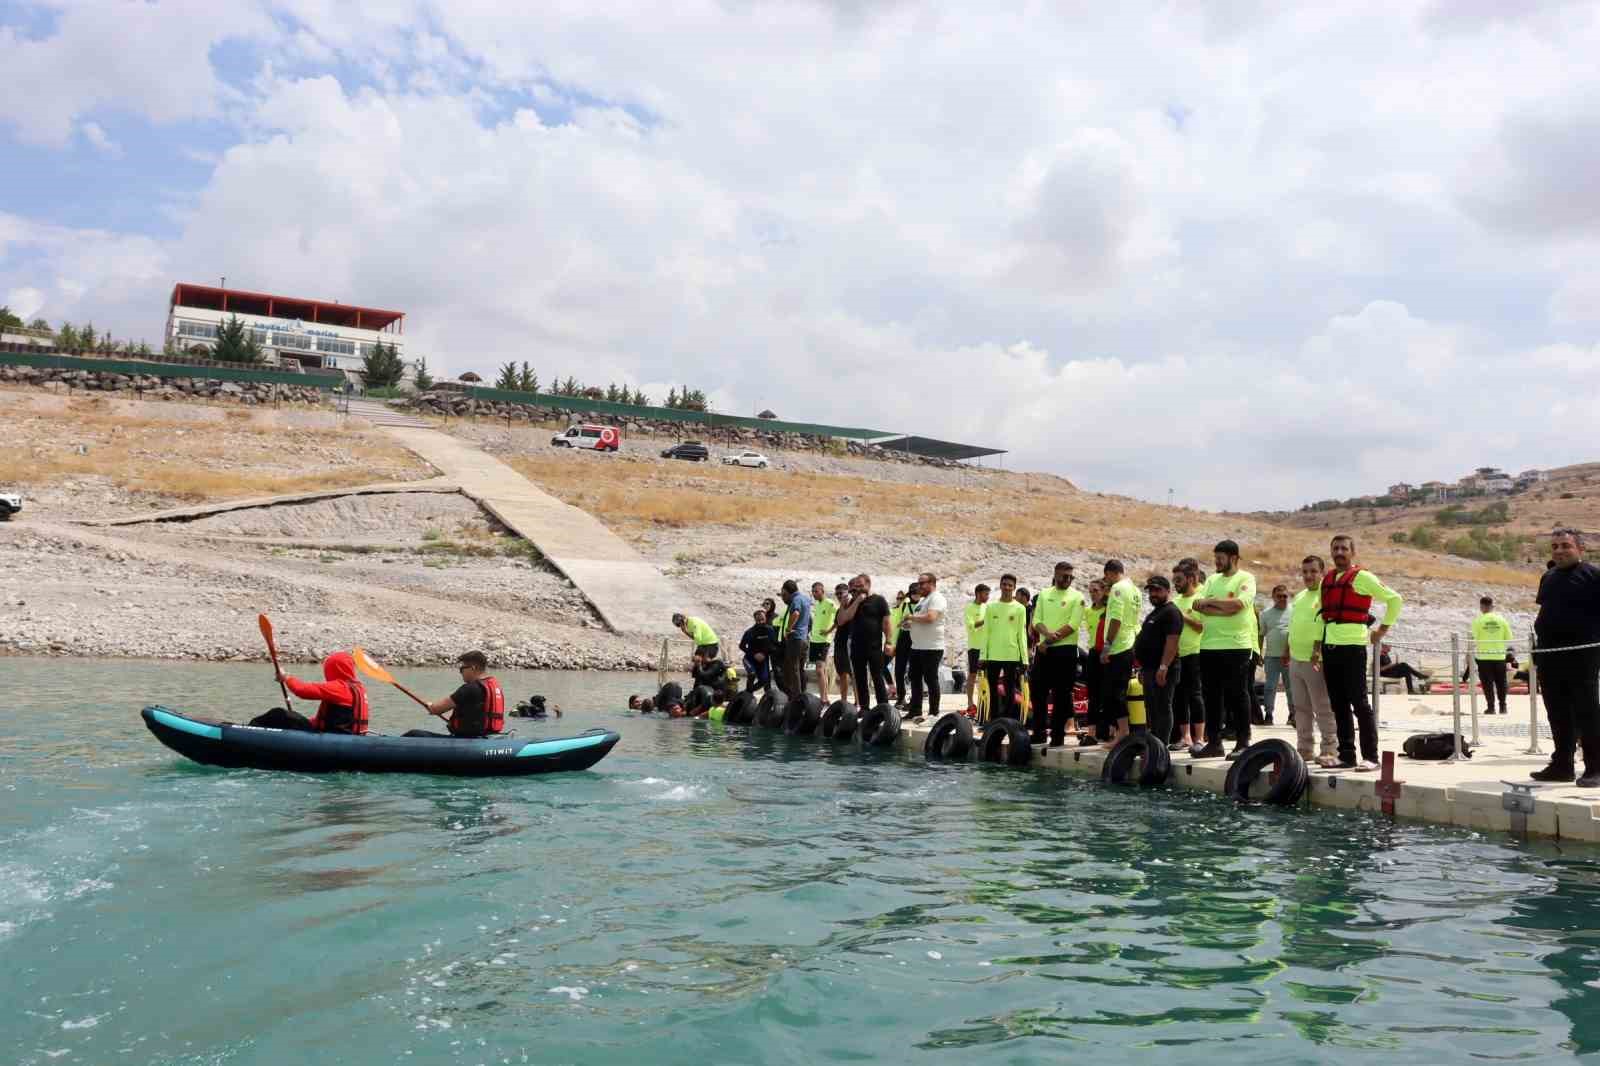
[311,682,370,735]
[448,676,505,737]
[1321,567,1372,626]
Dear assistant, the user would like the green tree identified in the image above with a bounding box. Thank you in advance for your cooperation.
[56,322,79,349]
[665,387,679,408]
[561,375,579,396]
[413,356,434,391]
[605,382,621,402]
[134,340,152,356]
[28,317,49,332]
[495,361,520,390]
[362,340,406,388]
[0,305,21,330]
[212,315,263,363]
[518,361,539,393]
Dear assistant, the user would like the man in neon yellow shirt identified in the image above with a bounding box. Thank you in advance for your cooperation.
[964,584,990,712]
[1032,561,1086,746]
[1320,534,1403,770]
[673,613,719,660]
[1472,594,1513,715]
[1170,559,1207,749]
[1191,539,1256,759]
[982,574,1028,721]
[1100,559,1141,738]
[1288,554,1337,765]
[809,581,837,704]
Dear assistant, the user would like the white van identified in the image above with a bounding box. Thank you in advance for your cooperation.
[550,423,622,452]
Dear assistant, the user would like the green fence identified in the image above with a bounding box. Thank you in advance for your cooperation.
[460,385,891,440]
[0,349,340,389]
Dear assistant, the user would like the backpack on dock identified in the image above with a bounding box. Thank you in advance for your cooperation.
[1402,732,1471,760]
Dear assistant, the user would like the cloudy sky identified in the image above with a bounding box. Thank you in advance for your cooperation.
[2,1,1597,509]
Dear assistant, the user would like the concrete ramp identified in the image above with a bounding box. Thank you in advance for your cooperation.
[383,427,692,637]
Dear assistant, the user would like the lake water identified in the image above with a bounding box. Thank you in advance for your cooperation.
[4,656,1600,1064]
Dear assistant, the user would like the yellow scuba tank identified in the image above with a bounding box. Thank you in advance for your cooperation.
[1127,674,1146,727]
[975,672,991,725]
[1019,672,1033,726]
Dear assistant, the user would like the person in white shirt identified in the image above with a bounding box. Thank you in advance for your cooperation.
[901,571,948,721]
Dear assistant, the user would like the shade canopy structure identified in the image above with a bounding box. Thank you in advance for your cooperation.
[870,435,1007,462]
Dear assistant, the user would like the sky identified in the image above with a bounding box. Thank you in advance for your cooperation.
[2,1,1598,510]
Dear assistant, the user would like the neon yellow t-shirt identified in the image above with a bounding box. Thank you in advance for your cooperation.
[1084,605,1107,652]
[1105,577,1140,655]
[684,617,718,647]
[1288,588,1323,662]
[964,601,987,649]
[1033,586,1086,649]
[1198,570,1257,651]
[811,598,837,645]
[1472,611,1512,659]
[1174,592,1204,656]
[981,600,1028,663]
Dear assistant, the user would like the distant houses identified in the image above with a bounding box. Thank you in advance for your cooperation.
[1387,482,1414,500]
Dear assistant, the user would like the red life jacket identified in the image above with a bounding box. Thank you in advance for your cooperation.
[311,681,369,735]
[1093,613,1107,653]
[447,676,505,737]
[1321,567,1372,626]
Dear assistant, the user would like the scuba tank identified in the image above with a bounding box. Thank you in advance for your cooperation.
[1127,674,1146,728]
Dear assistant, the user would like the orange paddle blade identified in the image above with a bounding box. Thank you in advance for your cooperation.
[352,647,396,684]
[258,614,274,642]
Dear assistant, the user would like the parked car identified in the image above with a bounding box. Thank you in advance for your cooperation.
[550,423,622,452]
[721,450,770,469]
[0,491,21,520]
[660,441,710,462]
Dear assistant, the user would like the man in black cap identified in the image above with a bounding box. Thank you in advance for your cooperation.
[1134,575,1184,746]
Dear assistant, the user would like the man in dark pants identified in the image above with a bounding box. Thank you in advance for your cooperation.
[1099,560,1140,738]
[778,579,813,697]
[1472,595,1514,714]
[1191,540,1257,759]
[901,571,948,721]
[1170,560,1206,749]
[1032,561,1086,745]
[1532,529,1600,786]
[1133,575,1184,746]
[836,574,892,709]
[1320,534,1404,770]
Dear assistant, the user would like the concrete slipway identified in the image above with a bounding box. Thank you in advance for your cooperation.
[892,693,1600,842]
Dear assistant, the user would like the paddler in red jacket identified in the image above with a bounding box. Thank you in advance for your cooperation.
[404,650,506,738]
[248,651,370,734]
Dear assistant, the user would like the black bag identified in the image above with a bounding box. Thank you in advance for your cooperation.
[1402,732,1471,760]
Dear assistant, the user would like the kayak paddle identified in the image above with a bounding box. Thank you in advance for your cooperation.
[258,613,294,711]
[353,647,432,711]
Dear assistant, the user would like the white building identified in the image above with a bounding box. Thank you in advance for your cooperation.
[165,283,406,377]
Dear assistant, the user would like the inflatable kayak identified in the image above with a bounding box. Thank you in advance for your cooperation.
[141,705,619,776]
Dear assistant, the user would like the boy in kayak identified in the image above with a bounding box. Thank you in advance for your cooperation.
[249,651,370,734]
[403,651,505,738]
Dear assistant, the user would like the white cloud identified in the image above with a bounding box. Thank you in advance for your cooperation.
[4,2,1600,508]
[78,121,122,158]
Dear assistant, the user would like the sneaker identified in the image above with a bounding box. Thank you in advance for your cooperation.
[1225,745,1248,761]
[1336,759,1358,770]
[1190,743,1225,759]
[1285,715,1296,728]
[1354,760,1379,772]
[1077,734,1099,747]
[1263,715,1275,727]
[1580,771,1600,789]
[1531,764,1577,783]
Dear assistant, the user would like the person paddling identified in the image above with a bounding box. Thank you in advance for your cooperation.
[404,650,506,738]
[249,651,370,734]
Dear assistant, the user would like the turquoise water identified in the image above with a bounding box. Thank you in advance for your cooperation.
[4,657,1600,1064]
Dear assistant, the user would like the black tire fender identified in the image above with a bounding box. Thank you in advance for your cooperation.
[858,703,902,747]
[818,700,859,741]
[1100,732,1172,787]
[782,693,824,736]
[755,690,784,729]
[978,717,1031,767]
[686,685,715,714]
[724,691,756,725]
[924,712,974,760]
[1222,738,1310,805]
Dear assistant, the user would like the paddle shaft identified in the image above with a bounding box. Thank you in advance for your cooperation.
[260,621,293,711]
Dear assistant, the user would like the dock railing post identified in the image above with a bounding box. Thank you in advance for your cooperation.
[657,637,669,691]
[1526,632,1542,756]
[1467,641,1480,747]
[1449,634,1463,761]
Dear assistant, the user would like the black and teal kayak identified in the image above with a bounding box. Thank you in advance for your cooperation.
[141,706,619,776]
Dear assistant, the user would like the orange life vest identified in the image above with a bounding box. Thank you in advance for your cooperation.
[1321,567,1372,626]
[310,682,369,735]
[448,676,505,737]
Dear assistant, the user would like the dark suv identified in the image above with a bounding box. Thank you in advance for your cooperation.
[660,441,710,462]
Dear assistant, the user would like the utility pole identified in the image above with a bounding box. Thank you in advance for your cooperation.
[1167,487,1175,509]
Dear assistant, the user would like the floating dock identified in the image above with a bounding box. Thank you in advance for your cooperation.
[896,692,1599,842]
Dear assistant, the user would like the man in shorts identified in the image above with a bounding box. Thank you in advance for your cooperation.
[808,580,836,703]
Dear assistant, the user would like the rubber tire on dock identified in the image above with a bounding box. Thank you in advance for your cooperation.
[756,690,785,729]
[724,691,756,725]
[818,700,859,741]
[783,693,824,736]
[924,712,974,760]
[858,703,902,747]
[979,717,1032,767]
[687,685,715,714]
[1222,738,1310,805]
[1100,732,1172,787]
